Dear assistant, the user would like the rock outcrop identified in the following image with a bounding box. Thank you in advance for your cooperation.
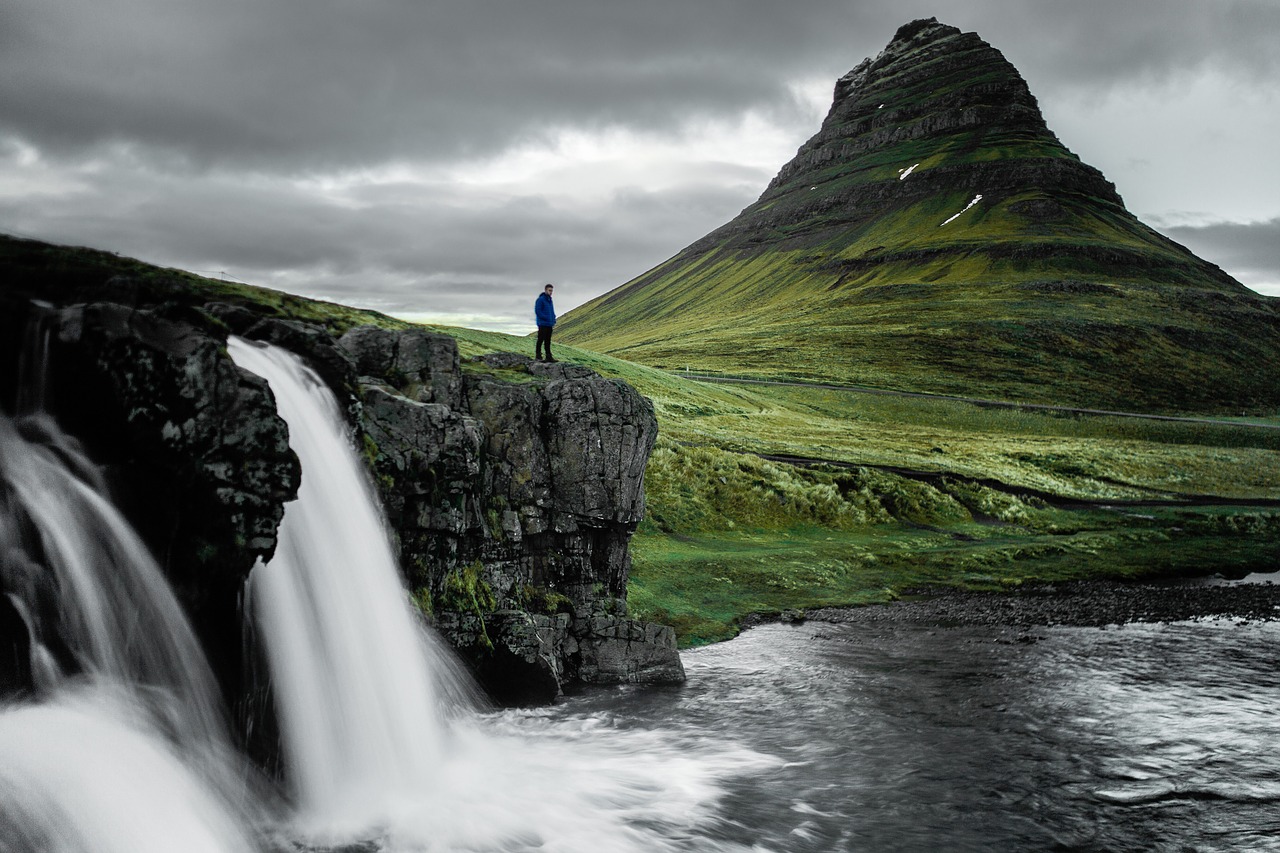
[333,327,680,704]
[0,282,681,712]
[0,298,299,696]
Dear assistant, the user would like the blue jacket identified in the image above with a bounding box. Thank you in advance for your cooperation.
[535,292,556,327]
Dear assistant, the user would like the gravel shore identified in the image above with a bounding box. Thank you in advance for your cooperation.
[783,575,1280,630]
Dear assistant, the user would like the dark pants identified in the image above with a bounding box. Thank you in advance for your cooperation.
[536,325,553,360]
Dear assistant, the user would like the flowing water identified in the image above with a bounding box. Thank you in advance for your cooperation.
[3,336,1276,852]
[0,414,263,853]
[230,338,463,838]
[0,686,258,853]
[550,618,1280,852]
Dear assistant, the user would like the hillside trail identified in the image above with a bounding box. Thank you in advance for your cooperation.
[673,372,1280,432]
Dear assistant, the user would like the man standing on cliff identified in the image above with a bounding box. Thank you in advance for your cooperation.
[534,283,557,362]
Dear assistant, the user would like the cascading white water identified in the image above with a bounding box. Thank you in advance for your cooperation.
[0,413,263,853]
[228,338,471,837]
[230,337,775,853]
[0,414,228,748]
[0,331,766,853]
[0,687,257,853]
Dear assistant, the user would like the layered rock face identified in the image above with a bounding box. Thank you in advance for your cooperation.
[710,18,1124,249]
[559,18,1280,414]
[0,285,680,713]
[335,328,679,703]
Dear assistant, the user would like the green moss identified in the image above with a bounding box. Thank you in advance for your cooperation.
[519,585,574,615]
[193,539,219,563]
[411,587,434,618]
[361,433,381,468]
[437,560,496,650]
[440,560,496,614]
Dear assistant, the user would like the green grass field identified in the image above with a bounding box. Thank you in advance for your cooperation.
[435,328,1279,646]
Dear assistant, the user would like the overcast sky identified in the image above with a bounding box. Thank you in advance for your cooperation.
[3,0,1278,332]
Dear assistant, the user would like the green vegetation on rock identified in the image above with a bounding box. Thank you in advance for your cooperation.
[8,187,1276,652]
[420,327,1279,647]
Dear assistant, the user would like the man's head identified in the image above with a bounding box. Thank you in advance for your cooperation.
[544,284,554,295]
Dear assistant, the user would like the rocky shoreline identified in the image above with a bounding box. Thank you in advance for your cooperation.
[748,574,1280,632]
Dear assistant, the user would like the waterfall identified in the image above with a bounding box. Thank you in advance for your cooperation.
[0,412,264,852]
[228,337,476,839]
[229,337,771,853]
[0,414,228,747]
[0,687,257,853]
[0,328,766,853]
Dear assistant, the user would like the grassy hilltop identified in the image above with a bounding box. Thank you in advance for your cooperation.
[558,19,1280,414]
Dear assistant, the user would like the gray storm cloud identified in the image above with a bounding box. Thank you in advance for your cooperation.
[5,0,1277,167]
[2,0,1278,323]
[1162,218,1280,293]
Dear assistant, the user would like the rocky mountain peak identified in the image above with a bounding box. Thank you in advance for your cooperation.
[558,19,1280,414]
[890,17,953,44]
[832,18,961,103]
[773,17,1070,203]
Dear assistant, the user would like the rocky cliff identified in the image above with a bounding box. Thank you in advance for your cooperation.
[319,326,680,703]
[558,18,1280,414]
[0,267,681,716]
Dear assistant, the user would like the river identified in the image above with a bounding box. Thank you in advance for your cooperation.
[533,618,1280,852]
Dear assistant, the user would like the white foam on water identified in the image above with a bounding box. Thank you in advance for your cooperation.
[0,686,258,853]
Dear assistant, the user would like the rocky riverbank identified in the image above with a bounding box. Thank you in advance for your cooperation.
[789,575,1280,631]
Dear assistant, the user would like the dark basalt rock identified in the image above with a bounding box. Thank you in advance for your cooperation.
[338,325,463,408]
[0,296,299,700]
[0,288,681,708]
[341,335,681,699]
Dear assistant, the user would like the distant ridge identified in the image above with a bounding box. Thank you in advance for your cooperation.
[559,18,1280,413]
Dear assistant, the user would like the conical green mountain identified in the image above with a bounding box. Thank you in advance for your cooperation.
[559,18,1279,413]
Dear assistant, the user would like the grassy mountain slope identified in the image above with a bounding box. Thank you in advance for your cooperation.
[558,18,1280,414]
[0,234,407,333]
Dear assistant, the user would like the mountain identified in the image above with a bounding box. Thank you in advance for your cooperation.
[557,18,1280,413]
